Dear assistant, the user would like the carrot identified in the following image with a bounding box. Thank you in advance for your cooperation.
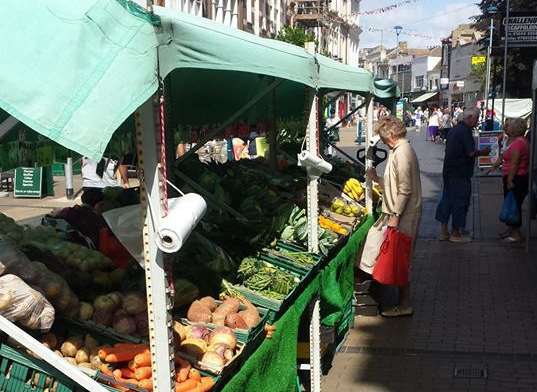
[138,378,154,391]
[113,343,148,350]
[199,377,215,391]
[120,368,136,379]
[176,362,191,383]
[105,347,146,363]
[134,350,152,367]
[188,368,201,382]
[175,379,199,392]
[134,366,152,381]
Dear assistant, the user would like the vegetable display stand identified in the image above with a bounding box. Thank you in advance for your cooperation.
[0,344,119,392]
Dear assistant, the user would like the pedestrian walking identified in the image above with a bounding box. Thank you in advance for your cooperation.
[362,116,422,317]
[435,107,491,242]
[414,106,423,129]
[427,107,440,142]
[439,108,452,143]
[486,118,530,242]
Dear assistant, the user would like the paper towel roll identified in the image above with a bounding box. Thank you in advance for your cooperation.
[156,193,207,253]
[297,151,333,174]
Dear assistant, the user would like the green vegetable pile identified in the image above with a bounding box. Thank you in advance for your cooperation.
[264,249,317,268]
[236,257,298,300]
[279,206,338,256]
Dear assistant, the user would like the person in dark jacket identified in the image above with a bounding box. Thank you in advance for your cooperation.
[435,107,490,242]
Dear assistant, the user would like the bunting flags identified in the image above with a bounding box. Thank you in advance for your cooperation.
[358,0,421,16]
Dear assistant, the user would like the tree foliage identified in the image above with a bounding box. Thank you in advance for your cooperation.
[276,26,315,48]
[474,0,537,98]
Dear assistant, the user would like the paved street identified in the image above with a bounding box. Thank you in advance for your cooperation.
[323,127,537,391]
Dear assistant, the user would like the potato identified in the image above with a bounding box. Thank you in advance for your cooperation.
[75,348,89,364]
[60,337,82,357]
[79,302,94,321]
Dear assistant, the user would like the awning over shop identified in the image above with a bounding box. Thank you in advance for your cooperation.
[487,98,532,119]
[411,92,438,103]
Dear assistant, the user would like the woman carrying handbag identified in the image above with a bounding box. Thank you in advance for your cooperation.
[361,116,422,317]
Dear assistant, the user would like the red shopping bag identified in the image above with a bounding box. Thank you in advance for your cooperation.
[372,227,412,286]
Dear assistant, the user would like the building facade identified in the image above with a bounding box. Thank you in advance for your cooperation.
[439,24,484,108]
[292,0,361,66]
[411,56,441,93]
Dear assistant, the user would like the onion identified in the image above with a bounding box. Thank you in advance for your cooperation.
[223,348,234,362]
[190,325,210,341]
[208,343,229,357]
[209,326,237,349]
[201,351,225,369]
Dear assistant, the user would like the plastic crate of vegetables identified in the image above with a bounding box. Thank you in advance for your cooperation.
[0,344,120,392]
[179,296,269,343]
[221,256,316,322]
[261,243,323,275]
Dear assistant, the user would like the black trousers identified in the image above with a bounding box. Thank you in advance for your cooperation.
[502,174,529,228]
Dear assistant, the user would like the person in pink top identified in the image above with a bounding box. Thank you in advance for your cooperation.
[487,117,529,242]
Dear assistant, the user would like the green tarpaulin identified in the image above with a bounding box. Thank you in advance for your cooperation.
[316,55,373,94]
[0,0,159,161]
[0,1,382,161]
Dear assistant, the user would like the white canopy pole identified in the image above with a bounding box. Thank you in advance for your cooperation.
[135,98,176,392]
[527,60,537,253]
[365,97,375,215]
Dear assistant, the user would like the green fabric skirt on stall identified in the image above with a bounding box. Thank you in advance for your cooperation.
[221,216,375,392]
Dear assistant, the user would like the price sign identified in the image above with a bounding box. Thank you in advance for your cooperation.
[14,167,43,198]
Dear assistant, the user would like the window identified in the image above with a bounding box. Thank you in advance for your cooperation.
[416,75,424,88]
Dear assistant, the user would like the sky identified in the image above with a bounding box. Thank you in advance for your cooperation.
[358,0,481,49]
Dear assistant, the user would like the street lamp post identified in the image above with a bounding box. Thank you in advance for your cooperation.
[394,25,403,98]
[484,5,497,125]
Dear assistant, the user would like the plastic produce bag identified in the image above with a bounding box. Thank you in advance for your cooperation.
[0,274,55,331]
[0,236,36,282]
[102,205,143,266]
[0,236,79,317]
[499,191,520,226]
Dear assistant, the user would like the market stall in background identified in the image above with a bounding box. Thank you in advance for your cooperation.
[0,2,398,392]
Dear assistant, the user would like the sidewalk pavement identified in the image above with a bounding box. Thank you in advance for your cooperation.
[323,127,537,391]
[0,176,81,224]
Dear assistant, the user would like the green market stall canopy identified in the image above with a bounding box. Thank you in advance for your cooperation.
[0,0,397,160]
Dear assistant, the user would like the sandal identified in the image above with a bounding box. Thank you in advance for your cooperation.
[381,306,414,318]
[503,236,522,243]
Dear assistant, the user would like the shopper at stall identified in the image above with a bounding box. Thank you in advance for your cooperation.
[435,107,490,243]
[82,156,129,193]
[486,118,530,242]
[365,115,422,317]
